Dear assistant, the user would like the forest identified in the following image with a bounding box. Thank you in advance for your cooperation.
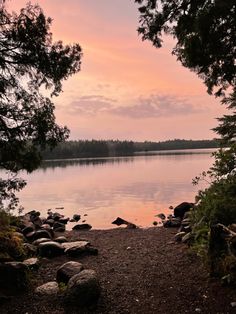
[41,139,220,159]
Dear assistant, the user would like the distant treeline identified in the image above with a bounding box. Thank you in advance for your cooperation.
[41,139,220,160]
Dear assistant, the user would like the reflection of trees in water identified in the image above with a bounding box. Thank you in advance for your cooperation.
[40,156,135,170]
[40,149,215,171]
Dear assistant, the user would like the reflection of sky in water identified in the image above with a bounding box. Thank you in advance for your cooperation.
[2,150,214,229]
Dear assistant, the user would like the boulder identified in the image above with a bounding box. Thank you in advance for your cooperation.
[73,214,81,222]
[32,238,51,246]
[33,229,52,241]
[62,241,89,252]
[22,225,35,236]
[72,224,92,231]
[173,202,194,219]
[45,219,55,226]
[64,270,100,306]
[38,241,65,258]
[59,217,70,224]
[23,257,40,270]
[35,281,59,295]
[0,262,29,293]
[112,217,137,229]
[54,236,68,243]
[163,217,181,228]
[61,241,98,257]
[53,222,66,232]
[57,261,84,284]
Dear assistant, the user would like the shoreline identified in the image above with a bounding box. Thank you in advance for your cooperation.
[1,227,235,313]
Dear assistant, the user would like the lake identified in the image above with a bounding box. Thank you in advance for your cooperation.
[11,149,215,229]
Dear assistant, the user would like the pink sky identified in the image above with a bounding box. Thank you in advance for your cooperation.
[9,0,227,141]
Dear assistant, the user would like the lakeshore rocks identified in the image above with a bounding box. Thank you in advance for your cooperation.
[64,270,100,306]
[35,281,59,296]
[33,229,52,241]
[61,241,98,257]
[54,236,68,243]
[56,261,84,284]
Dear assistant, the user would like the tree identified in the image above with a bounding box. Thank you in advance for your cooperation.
[0,3,82,210]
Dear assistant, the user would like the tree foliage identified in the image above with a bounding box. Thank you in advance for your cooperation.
[0,3,82,210]
[135,0,236,96]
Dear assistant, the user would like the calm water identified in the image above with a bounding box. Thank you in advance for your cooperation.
[9,149,215,229]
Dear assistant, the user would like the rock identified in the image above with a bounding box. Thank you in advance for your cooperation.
[0,262,29,293]
[45,219,55,226]
[61,241,98,257]
[54,236,68,243]
[112,217,137,228]
[35,281,59,295]
[174,232,186,242]
[53,222,66,232]
[31,216,42,228]
[38,241,65,258]
[22,225,35,236]
[72,224,92,231]
[163,217,181,228]
[32,238,51,246]
[173,202,194,219]
[24,231,36,241]
[64,270,100,306]
[41,224,51,230]
[33,229,52,241]
[156,213,166,220]
[231,302,236,308]
[153,221,158,226]
[62,241,90,252]
[73,214,81,222]
[59,217,70,224]
[23,257,40,270]
[52,212,64,221]
[57,261,84,284]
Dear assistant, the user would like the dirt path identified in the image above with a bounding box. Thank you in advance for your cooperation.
[1,227,235,313]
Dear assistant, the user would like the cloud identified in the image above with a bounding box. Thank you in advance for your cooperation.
[67,95,116,115]
[66,93,206,119]
[110,94,204,119]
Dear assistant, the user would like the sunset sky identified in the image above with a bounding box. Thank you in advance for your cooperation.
[9,0,227,141]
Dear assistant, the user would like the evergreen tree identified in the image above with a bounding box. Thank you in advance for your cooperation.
[0,3,82,210]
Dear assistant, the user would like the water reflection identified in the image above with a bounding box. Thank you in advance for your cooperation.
[41,156,135,171]
[41,148,215,171]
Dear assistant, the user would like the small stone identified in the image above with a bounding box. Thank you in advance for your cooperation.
[35,281,59,295]
[195,308,201,312]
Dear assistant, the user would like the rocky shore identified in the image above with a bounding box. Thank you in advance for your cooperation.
[1,222,236,313]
